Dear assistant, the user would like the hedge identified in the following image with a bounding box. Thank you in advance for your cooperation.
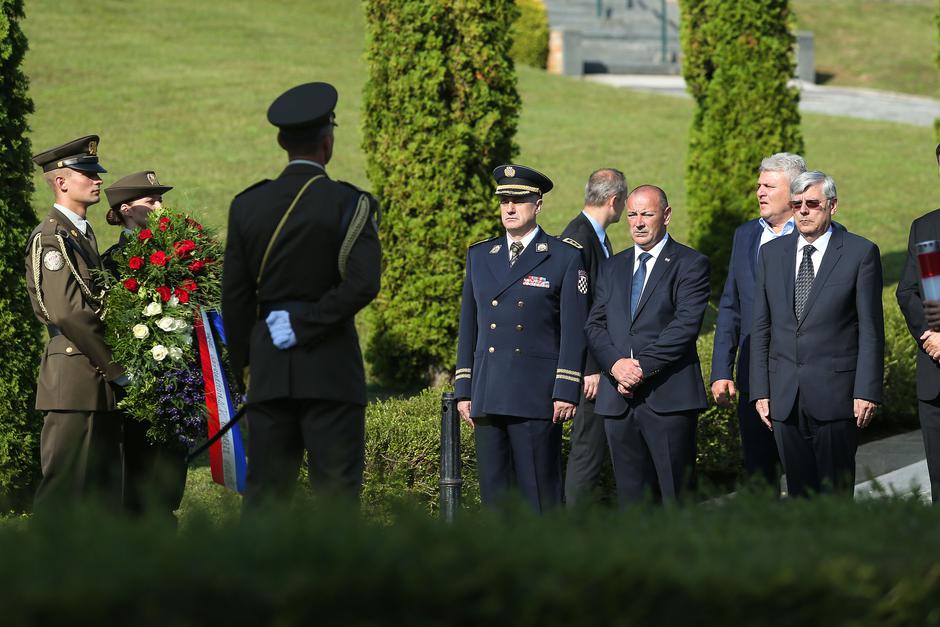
[3,495,940,625]
[0,0,41,509]
[681,0,804,296]
[362,0,520,388]
[510,0,549,69]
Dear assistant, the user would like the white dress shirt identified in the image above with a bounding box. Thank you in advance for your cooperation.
[54,203,88,236]
[288,158,324,169]
[506,225,540,261]
[632,232,671,292]
[794,226,833,279]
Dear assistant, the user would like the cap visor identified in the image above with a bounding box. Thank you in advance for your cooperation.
[70,163,107,173]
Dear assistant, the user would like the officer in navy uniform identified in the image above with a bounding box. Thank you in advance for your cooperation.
[222,82,382,506]
[455,165,589,512]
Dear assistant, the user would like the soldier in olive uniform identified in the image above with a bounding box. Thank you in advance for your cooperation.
[222,82,382,506]
[102,171,188,521]
[25,135,128,510]
[455,165,589,512]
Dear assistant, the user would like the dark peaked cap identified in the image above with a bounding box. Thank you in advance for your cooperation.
[104,171,173,209]
[32,135,106,173]
[492,164,553,196]
[267,82,338,129]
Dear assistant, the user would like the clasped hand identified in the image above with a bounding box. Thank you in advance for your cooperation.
[611,357,643,397]
[265,310,297,349]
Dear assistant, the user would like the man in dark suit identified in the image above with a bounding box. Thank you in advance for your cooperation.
[711,153,805,487]
[751,171,883,497]
[585,185,710,504]
[896,143,940,503]
[455,165,589,512]
[562,168,627,506]
[222,82,382,507]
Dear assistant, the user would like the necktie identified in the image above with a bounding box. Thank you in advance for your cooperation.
[509,241,524,267]
[794,244,816,319]
[85,223,98,251]
[603,236,613,258]
[631,252,652,319]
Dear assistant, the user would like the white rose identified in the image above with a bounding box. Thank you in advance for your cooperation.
[132,324,150,339]
[173,319,190,333]
[156,316,180,332]
[168,346,183,360]
[168,295,180,307]
[143,302,163,317]
[150,344,169,361]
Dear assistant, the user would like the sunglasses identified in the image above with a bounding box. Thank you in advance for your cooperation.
[788,198,827,210]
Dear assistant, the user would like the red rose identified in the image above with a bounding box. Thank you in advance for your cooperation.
[187,259,205,273]
[155,286,172,302]
[181,279,198,292]
[158,216,171,232]
[128,256,144,270]
[123,278,139,292]
[173,239,196,258]
[174,287,190,304]
[139,229,153,241]
[149,251,168,267]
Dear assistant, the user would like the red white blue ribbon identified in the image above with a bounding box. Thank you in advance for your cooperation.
[194,308,247,493]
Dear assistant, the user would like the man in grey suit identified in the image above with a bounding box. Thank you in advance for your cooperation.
[751,171,884,497]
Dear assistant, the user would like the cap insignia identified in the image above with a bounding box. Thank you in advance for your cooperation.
[489,244,502,254]
[504,166,515,178]
[536,243,548,252]
[87,140,97,156]
[147,172,157,185]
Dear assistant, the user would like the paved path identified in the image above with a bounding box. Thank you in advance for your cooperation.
[854,430,932,501]
[586,74,940,127]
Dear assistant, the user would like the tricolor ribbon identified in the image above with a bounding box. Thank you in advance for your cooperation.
[194,308,247,493]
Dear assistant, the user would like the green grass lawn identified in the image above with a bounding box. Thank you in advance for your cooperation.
[19,0,937,510]
[792,0,938,97]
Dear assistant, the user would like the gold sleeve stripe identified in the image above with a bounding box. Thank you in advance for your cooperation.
[556,374,581,384]
[556,368,582,377]
[496,184,541,194]
[455,373,472,381]
[455,368,472,374]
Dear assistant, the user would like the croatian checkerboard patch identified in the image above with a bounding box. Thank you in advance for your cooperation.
[577,270,588,294]
[523,275,550,289]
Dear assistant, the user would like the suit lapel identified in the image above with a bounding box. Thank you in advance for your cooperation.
[492,229,552,297]
[776,232,798,322]
[798,228,843,327]
[579,213,607,263]
[484,236,509,284]
[621,247,636,316]
[632,237,676,321]
[746,221,762,282]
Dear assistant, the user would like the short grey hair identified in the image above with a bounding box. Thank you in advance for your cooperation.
[790,170,837,201]
[584,168,627,207]
[759,152,807,182]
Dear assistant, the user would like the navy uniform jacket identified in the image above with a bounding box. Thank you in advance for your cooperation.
[454,228,589,419]
[585,236,711,417]
[750,228,884,420]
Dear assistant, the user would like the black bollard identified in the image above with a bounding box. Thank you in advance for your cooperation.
[440,391,462,521]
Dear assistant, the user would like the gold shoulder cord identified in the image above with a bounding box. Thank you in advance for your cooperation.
[54,234,103,311]
[255,174,325,311]
[30,233,51,321]
[337,193,371,279]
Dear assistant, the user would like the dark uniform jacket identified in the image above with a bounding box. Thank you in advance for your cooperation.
[586,236,711,417]
[897,208,940,401]
[24,207,124,411]
[750,228,884,420]
[560,212,611,376]
[454,228,589,419]
[222,162,381,406]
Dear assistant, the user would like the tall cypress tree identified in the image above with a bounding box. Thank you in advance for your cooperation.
[0,0,42,505]
[363,0,520,387]
[681,0,804,295]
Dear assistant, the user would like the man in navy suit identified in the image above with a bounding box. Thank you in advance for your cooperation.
[751,171,883,497]
[711,153,806,487]
[455,165,589,512]
[585,185,711,504]
[561,168,627,506]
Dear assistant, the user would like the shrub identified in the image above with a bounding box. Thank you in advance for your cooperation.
[510,0,549,69]
[0,0,41,509]
[362,0,520,388]
[681,0,804,296]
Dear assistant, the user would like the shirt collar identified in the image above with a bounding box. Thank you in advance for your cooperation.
[507,225,540,251]
[758,216,795,237]
[288,159,325,170]
[797,225,833,253]
[581,210,607,248]
[54,203,88,235]
[634,232,670,260]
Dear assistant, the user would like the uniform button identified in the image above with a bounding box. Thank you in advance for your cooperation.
[65,346,73,353]
[515,348,521,354]
[516,324,523,331]
[517,300,524,308]
[488,347,495,353]
[490,323,496,330]
[491,300,498,307]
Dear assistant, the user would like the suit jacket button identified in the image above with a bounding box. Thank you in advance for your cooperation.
[490,323,496,329]
[516,324,523,331]
[515,348,521,354]
[489,346,495,353]
[517,300,524,308]
[491,300,498,307]
[65,346,73,353]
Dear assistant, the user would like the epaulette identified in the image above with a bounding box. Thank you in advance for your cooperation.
[469,235,500,248]
[234,179,271,198]
[561,237,583,249]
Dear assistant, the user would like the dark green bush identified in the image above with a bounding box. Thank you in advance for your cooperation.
[362,0,520,388]
[681,0,804,296]
[3,495,940,625]
[0,0,41,508]
[510,0,549,69]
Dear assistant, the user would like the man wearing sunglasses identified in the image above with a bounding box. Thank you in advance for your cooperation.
[750,171,884,497]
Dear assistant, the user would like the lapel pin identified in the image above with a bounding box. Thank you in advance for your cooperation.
[664,256,671,262]
[70,229,79,238]
[536,243,548,252]
[489,244,501,254]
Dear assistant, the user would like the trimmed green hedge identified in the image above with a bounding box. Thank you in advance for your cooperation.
[4,496,940,625]
[511,0,549,69]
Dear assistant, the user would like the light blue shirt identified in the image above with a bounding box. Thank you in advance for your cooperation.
[582,210,609,258]
[757,216,795,252]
